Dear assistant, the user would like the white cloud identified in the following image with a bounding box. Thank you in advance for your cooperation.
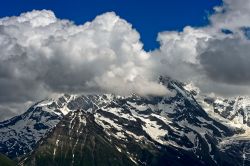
[210,0,250,32]
[2,0,250,119]
[151,26,210,83]
[0,10,170,107]
[150,0,250,97]
[152,28,250,96]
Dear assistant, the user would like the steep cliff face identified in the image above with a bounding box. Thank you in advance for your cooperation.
[21,110,136,166]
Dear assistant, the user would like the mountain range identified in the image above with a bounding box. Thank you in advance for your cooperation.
[0,77,249,166]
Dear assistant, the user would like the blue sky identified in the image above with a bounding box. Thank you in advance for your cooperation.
[0,0,222,51]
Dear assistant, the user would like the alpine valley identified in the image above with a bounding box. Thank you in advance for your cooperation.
[0,77,250,166]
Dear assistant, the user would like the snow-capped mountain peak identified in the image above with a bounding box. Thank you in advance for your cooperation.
[0,77,249,165]
[35,94,75,116]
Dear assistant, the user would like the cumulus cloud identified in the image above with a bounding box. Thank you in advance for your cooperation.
[199,37,250,85]
[0,10,169,104]
[151,26,210,83]
[1,0,250,119]
[210,0,250,32]
[151,0,250,96]
[0,10,171,117]
[199,0,250,86]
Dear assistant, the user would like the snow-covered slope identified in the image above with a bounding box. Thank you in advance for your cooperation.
[184,83,250,130]
[184,83,250,165]
[0,94,73,158]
